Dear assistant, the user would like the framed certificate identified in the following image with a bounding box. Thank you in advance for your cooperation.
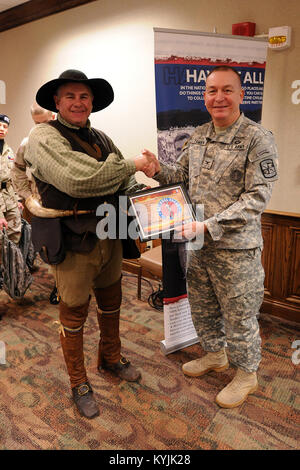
[128,182,195,242]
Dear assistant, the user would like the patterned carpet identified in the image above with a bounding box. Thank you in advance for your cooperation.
[0,258,299,451]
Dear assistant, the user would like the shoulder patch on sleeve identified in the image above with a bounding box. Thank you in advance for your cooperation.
[260,158,277,179]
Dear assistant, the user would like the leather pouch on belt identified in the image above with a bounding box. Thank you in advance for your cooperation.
[31,216,66,265]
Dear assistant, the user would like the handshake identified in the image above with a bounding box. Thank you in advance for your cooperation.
[134,149,161,178]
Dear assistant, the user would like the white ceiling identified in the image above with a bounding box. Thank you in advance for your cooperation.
[0,0,30,13]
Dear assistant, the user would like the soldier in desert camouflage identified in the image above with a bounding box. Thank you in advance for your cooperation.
[142,65,278,408]
[0,114,22,245]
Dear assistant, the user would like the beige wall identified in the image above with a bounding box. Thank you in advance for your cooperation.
[0,0,299,212]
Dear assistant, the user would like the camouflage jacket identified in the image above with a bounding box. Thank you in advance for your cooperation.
[0,142,18,218]
[154,114,279,249]
[11,136,35,201]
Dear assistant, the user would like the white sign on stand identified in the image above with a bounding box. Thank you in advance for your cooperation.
[160,296,199,355]
[0,81,6,104]
[0,341,6,364]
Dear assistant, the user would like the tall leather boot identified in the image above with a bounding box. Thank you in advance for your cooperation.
[59,299,99,419]
[94,278,141,382]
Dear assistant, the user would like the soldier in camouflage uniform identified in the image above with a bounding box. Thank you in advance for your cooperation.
[0,114,22,246]
[11,103,55,212]
[11,103,60,303]
[143,66,278,408]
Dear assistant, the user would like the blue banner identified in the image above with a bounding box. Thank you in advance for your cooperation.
[154,29,268,162]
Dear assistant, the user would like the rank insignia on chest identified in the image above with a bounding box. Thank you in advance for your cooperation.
[260,158,277,178]
[202,156,214,170]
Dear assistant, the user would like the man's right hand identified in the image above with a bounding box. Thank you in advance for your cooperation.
[134,149,160,178]
[0,217,8,231]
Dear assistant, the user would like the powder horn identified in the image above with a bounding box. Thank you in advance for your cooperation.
[25,195,94,218]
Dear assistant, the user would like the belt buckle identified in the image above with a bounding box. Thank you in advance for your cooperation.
[120,357,129,366]
[77,384,90,396]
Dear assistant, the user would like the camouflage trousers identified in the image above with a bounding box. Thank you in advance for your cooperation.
[0,206,22,247]
[187,246,265,372]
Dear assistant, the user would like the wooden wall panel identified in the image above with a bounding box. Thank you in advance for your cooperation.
[287,227,300,301]
[261,211,300,323]
[0,0,97,33]
[261,221,275,296]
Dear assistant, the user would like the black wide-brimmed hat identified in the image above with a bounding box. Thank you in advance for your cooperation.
[36,69,114,113]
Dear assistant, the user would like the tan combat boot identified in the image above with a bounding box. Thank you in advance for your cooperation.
[182,348,229,377]
[216,368,258,408]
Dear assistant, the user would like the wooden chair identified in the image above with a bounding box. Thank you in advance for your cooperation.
[122,240,163,299]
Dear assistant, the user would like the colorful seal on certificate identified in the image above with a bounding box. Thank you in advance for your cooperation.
[157,197,182,220]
